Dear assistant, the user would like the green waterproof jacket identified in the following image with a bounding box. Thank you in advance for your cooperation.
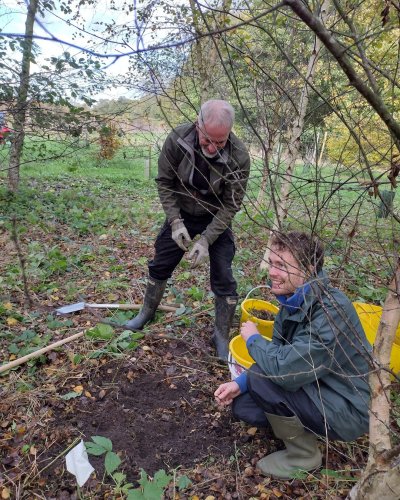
[156,123,250,245]
[248,272,371,441]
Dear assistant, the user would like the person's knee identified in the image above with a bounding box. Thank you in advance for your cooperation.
[231,393,269,427]
[247,365,293,416]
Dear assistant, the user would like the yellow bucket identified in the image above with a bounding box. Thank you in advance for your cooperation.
[353,302,400,374]
[230,300,400,374]
[240,299,279,340]
[229,299,278,370]
[229,334,271,369]
[353,302,400,346]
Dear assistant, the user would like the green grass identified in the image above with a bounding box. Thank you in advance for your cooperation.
[0,135,160,184]
[1,138,399,307]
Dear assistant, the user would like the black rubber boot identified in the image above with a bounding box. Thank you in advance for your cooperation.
[211,295,238,360]
[125,277,168,330]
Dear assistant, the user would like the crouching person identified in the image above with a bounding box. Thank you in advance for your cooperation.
[214,231,370,479]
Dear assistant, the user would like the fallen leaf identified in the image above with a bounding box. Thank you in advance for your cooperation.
[73,385,84,393]
[244,466,254,476]
[84,391,92,397]
[9,355,16,361]
[6,317,18,326]
[247,427,257,436]
[205,497,215,500]
[61,391,81,400]
[166,366,177,376]
[98,389,106,399]
[272,488,283,497]
[47,352,58,362]
[142,345,151,351]
[4,302,13,311]
[30,445,37,456]
[1,487,10,499]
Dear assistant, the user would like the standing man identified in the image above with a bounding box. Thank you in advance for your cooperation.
[215,231,370,478]
[126,100,250,359]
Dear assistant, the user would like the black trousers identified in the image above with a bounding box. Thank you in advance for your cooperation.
[232,364,341,440]
[148,211,237,297]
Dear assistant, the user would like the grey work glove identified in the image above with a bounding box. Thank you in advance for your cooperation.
[171,218,192,251]
[188,236,209,268]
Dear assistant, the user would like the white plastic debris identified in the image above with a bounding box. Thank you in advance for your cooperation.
[65,440,94,487]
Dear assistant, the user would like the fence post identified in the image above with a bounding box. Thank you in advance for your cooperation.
[148,145,152,174]
[378,190,396,218]
[144,158,150,180]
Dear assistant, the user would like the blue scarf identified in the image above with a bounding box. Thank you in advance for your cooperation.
[276,282,311,315]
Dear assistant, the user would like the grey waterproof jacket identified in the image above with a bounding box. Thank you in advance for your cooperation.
[248,272,371,441]
[156,123,250,245]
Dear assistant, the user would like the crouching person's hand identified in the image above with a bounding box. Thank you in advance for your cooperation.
[214,381,241,407]
[240,320,259,341]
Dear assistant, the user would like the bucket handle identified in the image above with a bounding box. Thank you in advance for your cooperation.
[244,285,271,302]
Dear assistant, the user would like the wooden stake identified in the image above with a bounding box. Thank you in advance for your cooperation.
[0,331,85,374]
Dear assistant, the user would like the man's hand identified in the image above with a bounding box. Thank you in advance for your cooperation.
[214,381,241,406]
[171,219,192,251]
[188,236,209,268]
[241,320,259,341]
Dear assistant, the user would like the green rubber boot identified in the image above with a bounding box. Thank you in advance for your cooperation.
[125,277,167,330]
[211,296,238,360]
[257,413,322,479]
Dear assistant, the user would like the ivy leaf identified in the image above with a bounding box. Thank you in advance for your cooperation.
[86,323,114,340]
[174,305,186,316]
[105,451,121,475]
[143,481,165,499]
[112,472,126,484]
[137,468,149,487]
[127,490,145,500]
[91,435,113,452]
[85,442,107,456]
[61,391,81,400]
[178,475,192,490]
[153,469,173,488]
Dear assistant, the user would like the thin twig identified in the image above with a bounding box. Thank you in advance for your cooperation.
[10,215,33,308]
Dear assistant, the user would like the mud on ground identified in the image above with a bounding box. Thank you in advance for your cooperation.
[1,315,368,500]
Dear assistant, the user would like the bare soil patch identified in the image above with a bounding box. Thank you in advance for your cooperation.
[54,352,235,480]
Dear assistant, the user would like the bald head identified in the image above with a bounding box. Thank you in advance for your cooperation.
[196,100,234,157]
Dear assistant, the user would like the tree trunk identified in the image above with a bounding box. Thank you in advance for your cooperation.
[8,0,38,191]
[256,149,270,208]
[260,0,330,270]
[348,261,400,500]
